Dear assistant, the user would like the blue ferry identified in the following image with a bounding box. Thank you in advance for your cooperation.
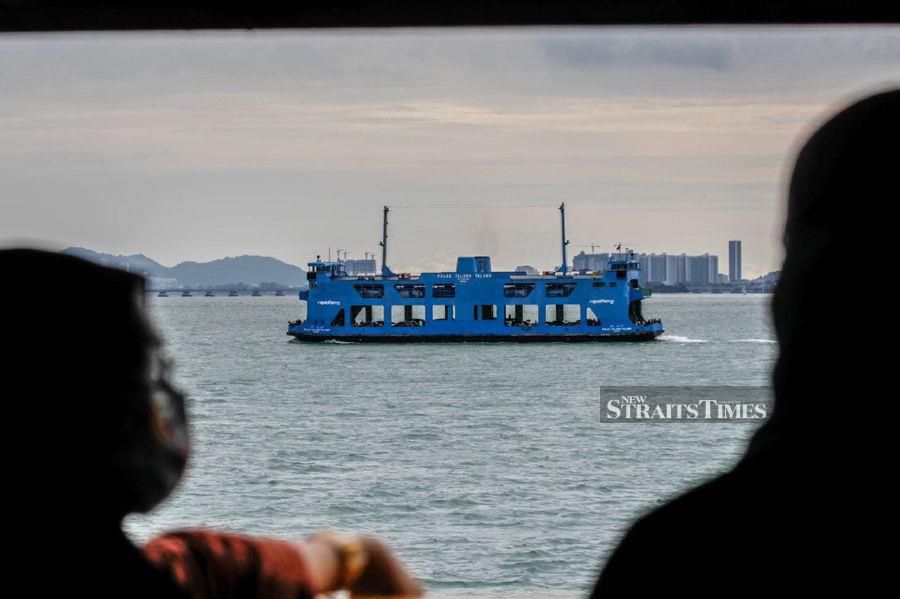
[287,205,663,342]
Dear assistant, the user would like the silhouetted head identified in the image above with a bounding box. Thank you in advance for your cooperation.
[0,249,189,524]
[757,89,900,450]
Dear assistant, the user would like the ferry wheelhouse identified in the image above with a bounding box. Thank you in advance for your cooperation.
[288,205,663,342]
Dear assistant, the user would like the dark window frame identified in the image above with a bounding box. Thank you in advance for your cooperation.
[504,282,536,298]
[353,283,385,298]
[394,284,426,299]
[546,282,577,297]
[432,283,456,298]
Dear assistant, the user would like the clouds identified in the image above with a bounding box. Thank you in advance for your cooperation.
[542,34,737,71]
[1,27,899,277]
[2,28,897,115]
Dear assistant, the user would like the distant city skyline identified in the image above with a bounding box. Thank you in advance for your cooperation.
[2,28,899,279]
[573,249,745,285]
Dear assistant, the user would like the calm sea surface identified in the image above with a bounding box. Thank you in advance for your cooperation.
[127,293,776,597]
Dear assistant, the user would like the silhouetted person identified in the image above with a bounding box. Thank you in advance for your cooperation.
[2,249,421,598]
[591,89,899,596]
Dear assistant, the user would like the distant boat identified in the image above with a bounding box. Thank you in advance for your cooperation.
[157,291,169,297]
[181,290,193,297]
[204,291,215,297]
[275,290,286,296]
[251,289,262,297]
[228,290,239,297]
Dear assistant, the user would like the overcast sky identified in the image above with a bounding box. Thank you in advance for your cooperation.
[2,27,899,277]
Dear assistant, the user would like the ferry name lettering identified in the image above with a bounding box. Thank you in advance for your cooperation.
[590,299,614,304]
[435,273,493,281]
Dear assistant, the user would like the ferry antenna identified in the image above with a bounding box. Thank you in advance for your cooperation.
[379,205,390,276]
[559,202,570,274]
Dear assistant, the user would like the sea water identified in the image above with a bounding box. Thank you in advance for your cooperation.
[127,293,775,597]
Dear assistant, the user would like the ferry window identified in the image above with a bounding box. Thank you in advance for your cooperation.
[391,305,425,327]
[545,304,581,325]
[586,307,601,326]
[395,284,426,299]
[474,305,497,320]
[609,282,618,288]
[432,284,456,298]
[546,283,577,297]
[592,282,607,288]
[616,271,627,280]
[504,304,538,326]
[351,305,385,327]
[433,305,455,320]
[330,309,345,327]
[503,283,536,298]
[353,283,384,298]
[630,279,640,288]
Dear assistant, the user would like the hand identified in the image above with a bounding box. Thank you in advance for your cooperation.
[347,537,423,598]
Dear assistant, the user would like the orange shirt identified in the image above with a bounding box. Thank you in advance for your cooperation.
[144,530,314,599]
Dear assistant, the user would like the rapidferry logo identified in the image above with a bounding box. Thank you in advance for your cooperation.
[317,300,341,305]
[599,387,771,423]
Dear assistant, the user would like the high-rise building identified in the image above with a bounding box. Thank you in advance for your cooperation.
[728,240,742,282]
[670,254,688,284]
[686,254,718,284]
[577,251,721,285]
[638,253,665,285]
[573,251,610,273]
[640,254,669,285]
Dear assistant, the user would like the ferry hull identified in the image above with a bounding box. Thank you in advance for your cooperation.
[288,328,663,343]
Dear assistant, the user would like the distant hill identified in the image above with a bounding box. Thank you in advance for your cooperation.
[63,247,170,278]
[169,256,306,287]
[61,247,306,288]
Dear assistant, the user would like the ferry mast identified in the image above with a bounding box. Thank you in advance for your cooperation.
[379,205,390,276]
[559,202,570,274]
